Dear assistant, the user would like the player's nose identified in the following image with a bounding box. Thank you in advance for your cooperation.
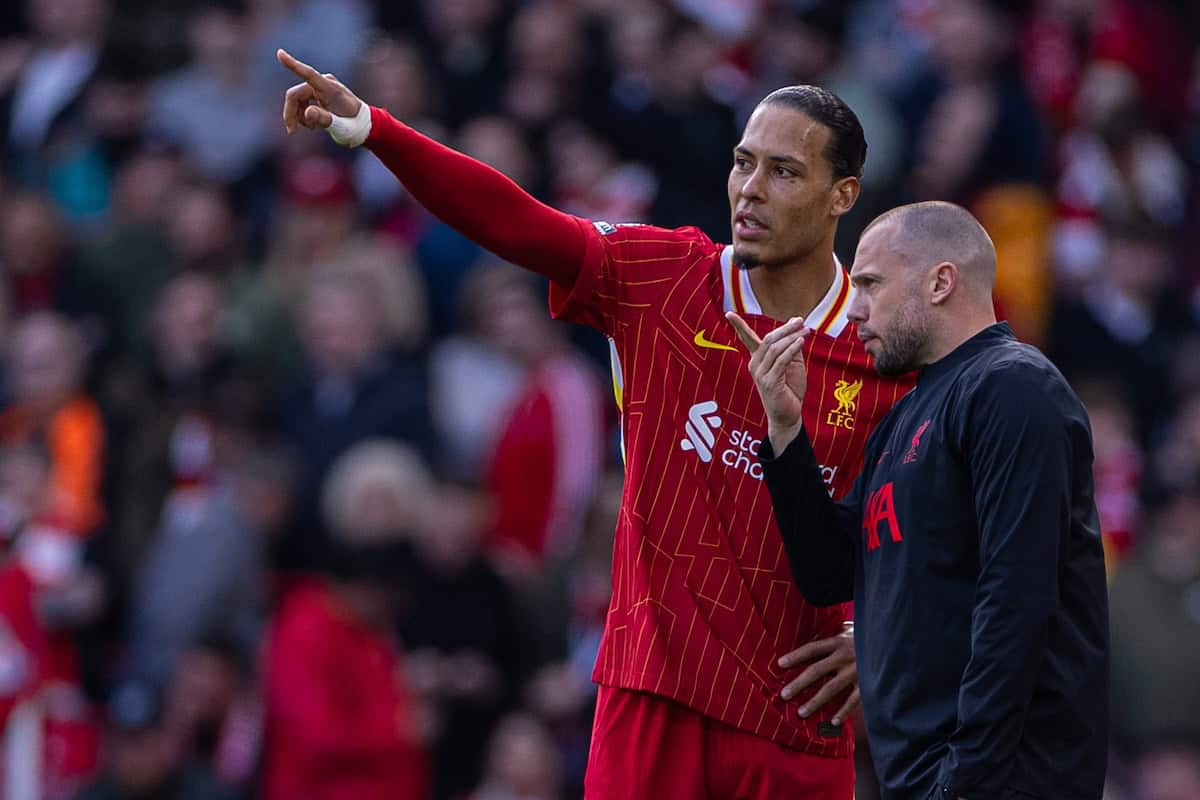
[737,167,767,201]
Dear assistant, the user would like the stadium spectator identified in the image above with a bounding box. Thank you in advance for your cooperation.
[471,713,562,800]
[523,470,619,791]
[1047,217,1198,444]
[1075,378,1144,569]
[106,271,242,565]
[0,0,111,184]
[480,263,603,571]
[0,192,117,358]
[1150,392,1200,499]
[249,0,372,99]
[318,437,430,553]
[1,312,105,536]
[147,0,274,185]
[261,442,428,800]
[502,1,588,132]
[1109,480,1200,752]
[402,479,532,800]
[74,680,233,800]
[428,262,528,481]
[125,439,294,687]
[1052,62,1189,285]
[162,636,261,795]
[405,0,508,128]
[231,154,427,385]
[276,264,432,570]
[899,0,1047,204]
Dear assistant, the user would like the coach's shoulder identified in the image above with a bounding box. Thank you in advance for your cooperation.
[965,336,1058,387]
[967,345,1086,425]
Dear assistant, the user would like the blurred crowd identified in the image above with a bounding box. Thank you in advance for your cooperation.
[0,0,1196,798]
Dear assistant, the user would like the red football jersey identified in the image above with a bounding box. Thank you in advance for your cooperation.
[550,222,913,755]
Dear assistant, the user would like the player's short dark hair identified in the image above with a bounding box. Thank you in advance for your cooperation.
[759,86,866,181]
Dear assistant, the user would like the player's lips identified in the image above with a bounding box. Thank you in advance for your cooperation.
[734,211,768,240]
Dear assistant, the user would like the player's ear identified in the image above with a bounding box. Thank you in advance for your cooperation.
[830,176,860,218]
[929,261,957,305]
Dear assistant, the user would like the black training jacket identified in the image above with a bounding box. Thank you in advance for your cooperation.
[761,323,1109,800]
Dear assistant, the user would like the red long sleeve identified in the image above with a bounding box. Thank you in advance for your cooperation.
[366,107,585,287]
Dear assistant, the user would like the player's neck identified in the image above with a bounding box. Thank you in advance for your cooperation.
[747,249,839,323]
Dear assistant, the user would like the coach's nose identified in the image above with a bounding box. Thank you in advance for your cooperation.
[846,290,868,325]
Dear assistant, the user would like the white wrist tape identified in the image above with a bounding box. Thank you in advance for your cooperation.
[327,101,372,148]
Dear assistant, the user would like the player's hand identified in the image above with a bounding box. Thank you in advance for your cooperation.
[277,48,363,134]
[726,312,811,453]
[778,628,859,725]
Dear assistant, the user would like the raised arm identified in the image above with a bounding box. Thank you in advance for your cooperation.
[277,49,586,287]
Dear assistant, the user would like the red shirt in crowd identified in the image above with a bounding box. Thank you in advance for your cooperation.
[262,580,427,800]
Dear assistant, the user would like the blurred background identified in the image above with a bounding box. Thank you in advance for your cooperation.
[0,0,1196,797]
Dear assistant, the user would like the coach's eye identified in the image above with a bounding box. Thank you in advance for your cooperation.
[734,157,750,170]
[774,166,795,178]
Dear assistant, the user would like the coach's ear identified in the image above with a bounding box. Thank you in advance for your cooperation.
[830,176,860,218]
[929,260,958,306]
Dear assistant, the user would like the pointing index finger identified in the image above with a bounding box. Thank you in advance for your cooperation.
[725,311,761,352]
[277,48,326,88]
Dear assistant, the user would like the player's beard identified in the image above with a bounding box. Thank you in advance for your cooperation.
[872,301,930,377]
[733,246,761,270]
[734,248,793,272]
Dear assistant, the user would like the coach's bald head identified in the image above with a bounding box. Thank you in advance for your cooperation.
[846,201,999,376]
[864,201,996,293]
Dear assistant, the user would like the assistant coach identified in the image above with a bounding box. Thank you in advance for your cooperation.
[727,201,1109,800]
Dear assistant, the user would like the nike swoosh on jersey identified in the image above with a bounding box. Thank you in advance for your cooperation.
[693,330,737,352]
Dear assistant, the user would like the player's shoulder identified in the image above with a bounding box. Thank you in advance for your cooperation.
[586,222,724,288]
[589,220,721,253]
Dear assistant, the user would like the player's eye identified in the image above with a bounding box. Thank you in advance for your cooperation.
[774,166,795,178]
[734,156,750,170]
